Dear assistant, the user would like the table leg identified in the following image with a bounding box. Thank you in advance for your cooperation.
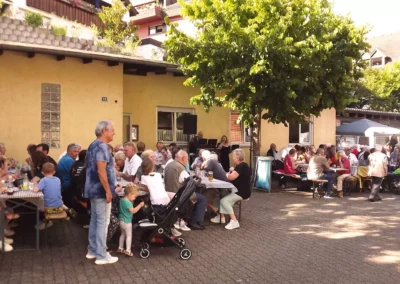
[36,207,40,250]
[1,209,4,252]
[219,189,222,225]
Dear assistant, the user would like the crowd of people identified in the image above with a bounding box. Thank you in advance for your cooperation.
[268,142,390,201]
[0,121,252,260]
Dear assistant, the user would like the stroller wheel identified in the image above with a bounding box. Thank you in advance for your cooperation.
[180,248,192,260]
[140,249,150,259]
[141,242,150,250]
[177,238,185,246]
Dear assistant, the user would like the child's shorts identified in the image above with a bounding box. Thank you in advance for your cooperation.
[45,207,64,215]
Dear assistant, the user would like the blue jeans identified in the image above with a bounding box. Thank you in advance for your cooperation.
[190,193,206,226]
[88,198,108,260]
[321,173,334,194]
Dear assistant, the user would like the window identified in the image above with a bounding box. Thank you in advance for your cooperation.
[371,57,382,66]
[149,23,166,35]
[41,83,60,148]
[157,107,194,142]
[289,118,312,144]
[230,111,251,144]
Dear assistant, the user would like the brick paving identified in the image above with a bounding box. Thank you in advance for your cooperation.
[1,189,400,284]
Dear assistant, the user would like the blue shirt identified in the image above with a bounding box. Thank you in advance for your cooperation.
[58,154,75,191]
[84,139,116,199]
[37,176,63,208]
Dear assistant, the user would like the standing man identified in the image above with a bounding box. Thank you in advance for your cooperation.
[118,142,142,182]
[58,143,80,207]
[85,120,118,265]
[368,144,387,202]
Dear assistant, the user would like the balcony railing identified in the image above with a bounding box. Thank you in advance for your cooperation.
[26,0,104,27]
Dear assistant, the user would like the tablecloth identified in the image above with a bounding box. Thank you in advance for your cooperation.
[0,189,44,211]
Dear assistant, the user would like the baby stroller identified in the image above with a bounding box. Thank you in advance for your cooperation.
[138,176,200,260]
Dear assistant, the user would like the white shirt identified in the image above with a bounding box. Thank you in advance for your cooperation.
[123,154,142,176]
[348,153,358,166]
[166,158,173,165]
[141,173,170,205]
[155,150,172,165]
[179,169,190,183]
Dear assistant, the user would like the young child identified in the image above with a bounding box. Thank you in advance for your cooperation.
[33,162,72,229]
[117,184,144,257]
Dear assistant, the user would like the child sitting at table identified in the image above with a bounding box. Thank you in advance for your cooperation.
[117,184,144,257]
[33,162,73,228]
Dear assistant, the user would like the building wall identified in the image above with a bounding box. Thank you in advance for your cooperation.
[136,17,196,41]
[313,108,337,147]
[0,51,123,163]
[123,73,230,151]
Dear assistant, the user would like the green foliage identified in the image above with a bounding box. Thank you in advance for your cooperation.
[121,37,141,56]
[52,25,67,37]
[25,11,43,28]
[354,62,400,111]
[165,0,370,131]
[93,0,140,50]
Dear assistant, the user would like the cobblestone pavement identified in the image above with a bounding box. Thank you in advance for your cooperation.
[1,189,400,284]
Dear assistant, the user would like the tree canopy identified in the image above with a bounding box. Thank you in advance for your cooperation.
[351,62,400,111]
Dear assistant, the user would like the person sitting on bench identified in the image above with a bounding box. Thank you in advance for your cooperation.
[279,149,299,188]
[307,148,335,199]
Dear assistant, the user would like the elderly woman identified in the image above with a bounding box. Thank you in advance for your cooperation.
[210,149,251,230]
[134,150,163,184]
[114,151,125,173]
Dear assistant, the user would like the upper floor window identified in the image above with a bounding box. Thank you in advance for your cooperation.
[149,23,167,35]
[371,57,383,66]
[41,83,61,148]
[157,107,194,143]
[230,111,251,145]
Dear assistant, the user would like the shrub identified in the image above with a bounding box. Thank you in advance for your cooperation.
[52,25,67,37]
[25,11,43,28]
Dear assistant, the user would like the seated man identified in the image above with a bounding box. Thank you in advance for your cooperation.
[307,148,335,198]
[164,149,207,231]
[336,150,351,197]
[200,150,227,181]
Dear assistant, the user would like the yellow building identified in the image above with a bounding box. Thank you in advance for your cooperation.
[0,42,336,164]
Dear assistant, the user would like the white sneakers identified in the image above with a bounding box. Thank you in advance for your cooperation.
[179,220,191,231]
[86,252,96,259]
[171,228,182,237]
[225,220,240,230]
[210,215,226,224]
[0,241,13,252]
[94,253,119,265]
[4,237,14,245]
[173,220,180,230]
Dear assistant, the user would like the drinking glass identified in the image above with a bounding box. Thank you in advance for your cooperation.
[208,171,213,181]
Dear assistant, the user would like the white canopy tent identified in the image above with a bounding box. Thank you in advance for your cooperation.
[336,119,400,147]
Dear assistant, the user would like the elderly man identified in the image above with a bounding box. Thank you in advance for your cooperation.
[36,143,57,167]
[307,148,335,198]
[189,131,204,154]
[58,143,81,162]
[266,143,277,158]
[85,120,118,264]
[58,143,80,207]
[344,147,358,166]
[368,144,388,202]
[119,142,142,182]
[164,149,207,230]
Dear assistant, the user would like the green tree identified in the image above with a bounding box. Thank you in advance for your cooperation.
[93,0,140,51]
[165,0,369,158]
[352,62,400,111]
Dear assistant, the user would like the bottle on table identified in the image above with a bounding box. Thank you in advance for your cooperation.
[22,174,29,190]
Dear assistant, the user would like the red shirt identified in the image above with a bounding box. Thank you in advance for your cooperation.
[284,155,297,174]
[340,157,351,174]
[352,149,359,157]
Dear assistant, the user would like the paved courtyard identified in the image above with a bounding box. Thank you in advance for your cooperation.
[1,189,400,284]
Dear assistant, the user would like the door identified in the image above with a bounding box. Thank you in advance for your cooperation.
[123,113,132,144]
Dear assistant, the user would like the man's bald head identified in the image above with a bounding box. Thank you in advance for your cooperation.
[175,150,189,166]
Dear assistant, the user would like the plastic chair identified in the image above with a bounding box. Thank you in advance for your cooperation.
[357,166,371,192]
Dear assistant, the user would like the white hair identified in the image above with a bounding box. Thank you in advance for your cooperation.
[114,151,126,161]
[211,153,218,160]
[95,120,113,137]
[201,150,211,160]
[232,149,245,161]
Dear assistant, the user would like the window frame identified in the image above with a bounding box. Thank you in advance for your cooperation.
[41,83,61,149]
[288,117,313,145]
[156,106,195,144]
[148,23,167,35]
[229,111,251,146]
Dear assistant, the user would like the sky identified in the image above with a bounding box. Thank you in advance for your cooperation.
[332,0,400,37]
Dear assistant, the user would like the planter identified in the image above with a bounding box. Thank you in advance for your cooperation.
[63,36,71,42]
[90,45,98,52]
[72,37,79,43]
[55,35,62,41]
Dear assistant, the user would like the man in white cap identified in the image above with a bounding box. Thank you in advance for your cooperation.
[368,144,387,202]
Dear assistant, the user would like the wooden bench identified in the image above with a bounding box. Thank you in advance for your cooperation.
[343,175,358,195]
[310,179,328,198]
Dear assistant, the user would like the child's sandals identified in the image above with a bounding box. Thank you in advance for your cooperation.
[117,248,133,257]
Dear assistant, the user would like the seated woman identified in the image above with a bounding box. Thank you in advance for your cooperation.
[296,147,306,164]
[326,146,338,167]
[305,146,316,164]
[278,149,299,188]
[31,151,48,180]
[210,149,251,230]
[335,150,351,198]
[114,151,125,173]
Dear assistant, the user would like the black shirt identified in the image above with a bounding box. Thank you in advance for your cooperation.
[231,162,251,199]
[266,149,277,158]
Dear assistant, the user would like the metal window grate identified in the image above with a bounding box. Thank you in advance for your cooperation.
[41,83,61,148]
